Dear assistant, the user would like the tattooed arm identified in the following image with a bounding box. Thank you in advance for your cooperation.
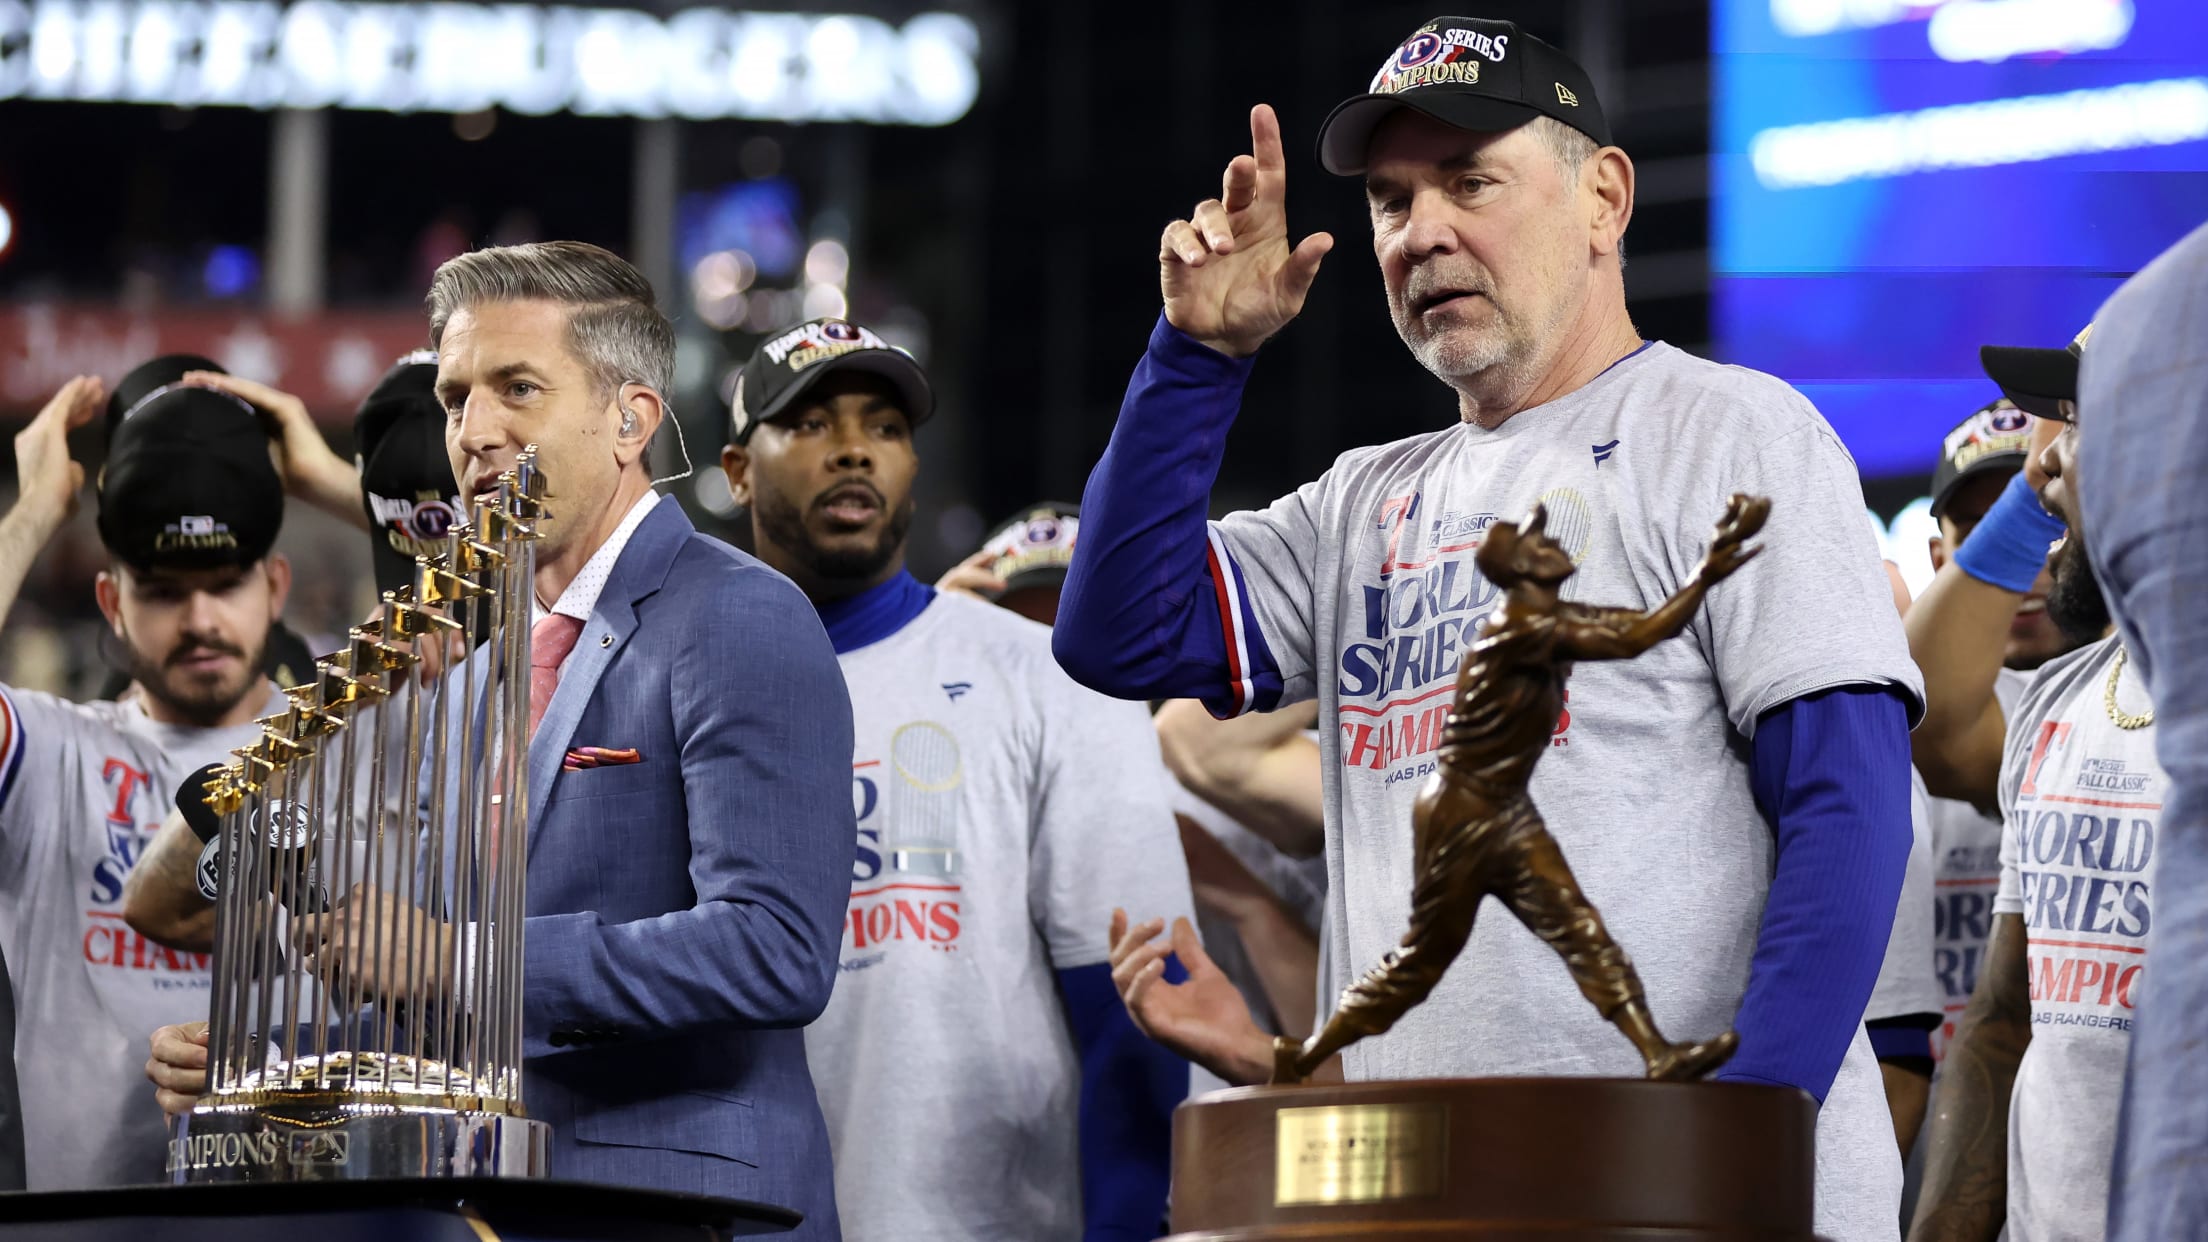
[1908,913,2031,1242]
[122,809,216,952]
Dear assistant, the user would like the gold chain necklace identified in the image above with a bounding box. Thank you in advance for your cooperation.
[2104,646,2155,730]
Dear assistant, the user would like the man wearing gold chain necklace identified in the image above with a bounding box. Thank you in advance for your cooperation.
[1906,325,2163,1242]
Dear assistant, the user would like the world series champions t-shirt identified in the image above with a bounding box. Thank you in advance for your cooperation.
[1927,667,2030,1062]
[0,683,281,1189]
[1207,341,1924,1241]
[1995,636,2161,1242]
[805,593,1197,1242]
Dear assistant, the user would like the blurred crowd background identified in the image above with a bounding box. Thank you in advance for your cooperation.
[1,0,2202,697]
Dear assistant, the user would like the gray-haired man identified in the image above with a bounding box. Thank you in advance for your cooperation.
[142,243,855,1236]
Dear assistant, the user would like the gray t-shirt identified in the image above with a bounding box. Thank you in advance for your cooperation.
[1996,637,2160,1242]
[806,595,1196,1242]
[1869,772,1943,1025]
[0,685,278,1189]
[1926,667,2029,1061]
[1210,342,1923,1242]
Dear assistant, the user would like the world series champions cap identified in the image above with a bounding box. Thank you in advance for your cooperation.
[355,350,463,595]
[1317,17,1611,176]
[729,318,934,444]
[1930,399,2034,520]
[975,501,1080,597]
[97,355,284,571]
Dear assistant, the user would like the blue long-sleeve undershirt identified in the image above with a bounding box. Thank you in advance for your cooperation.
[1054,315,1272,714]
[1057,312,1913,1106]
[1057,961,1187,1241]
[1726,685,1915,1102]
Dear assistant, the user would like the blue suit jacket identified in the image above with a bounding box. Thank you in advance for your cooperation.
[494,500,852,1236]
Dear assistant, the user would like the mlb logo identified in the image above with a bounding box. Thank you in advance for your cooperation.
[288,1132,349,1166]
[178,515,217,536]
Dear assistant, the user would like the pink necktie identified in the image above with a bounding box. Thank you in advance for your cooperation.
[528,614,586,739]
[495,613,586,865]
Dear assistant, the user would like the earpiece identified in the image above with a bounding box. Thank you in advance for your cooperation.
[620,407,639,437]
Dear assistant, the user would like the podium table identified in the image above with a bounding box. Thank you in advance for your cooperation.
[0,1177,799,1241]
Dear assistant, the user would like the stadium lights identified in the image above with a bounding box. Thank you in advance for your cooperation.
[0,1,981,125]
[1927,0,2133,63]
[1772,0,2136,66]
[1750,76,2208,190]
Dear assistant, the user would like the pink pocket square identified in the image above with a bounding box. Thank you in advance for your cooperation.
[564,746,643,771]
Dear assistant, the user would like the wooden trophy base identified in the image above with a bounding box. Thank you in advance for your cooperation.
[1165,1077,1817,1241]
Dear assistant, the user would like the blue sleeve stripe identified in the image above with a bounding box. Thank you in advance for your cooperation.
[1204,528,1260,717]
[0,689,23,816]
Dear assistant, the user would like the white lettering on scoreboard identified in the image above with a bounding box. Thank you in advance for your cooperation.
[0,1,981,124]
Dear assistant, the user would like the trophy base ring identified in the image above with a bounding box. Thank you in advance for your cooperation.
[1167,1077,1818,1241]
[169,1103,550,1183]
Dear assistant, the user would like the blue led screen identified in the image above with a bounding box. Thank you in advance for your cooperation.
[1714,0,2208,478]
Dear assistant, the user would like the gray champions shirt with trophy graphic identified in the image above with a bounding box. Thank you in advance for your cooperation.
[807,592,1197,1241]
[0,685,280,1189]
[1205,341,1923,1242]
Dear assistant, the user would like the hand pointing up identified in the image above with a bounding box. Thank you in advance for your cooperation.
[1159,104,1335,359]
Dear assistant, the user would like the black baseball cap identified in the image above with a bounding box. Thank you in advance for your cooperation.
[1980,324,2092,421]
[976,501,1080,596]
[98,360,283,571]
[1317,17,1611,176]
[105,353,228,439]
[1930,399,2034,520]
[729,318,934,445]
[355,350,461,595]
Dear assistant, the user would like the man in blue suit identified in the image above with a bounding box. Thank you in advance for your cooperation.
[140,242,853,1236]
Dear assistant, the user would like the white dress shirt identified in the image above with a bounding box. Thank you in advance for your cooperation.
[535,490,660,623]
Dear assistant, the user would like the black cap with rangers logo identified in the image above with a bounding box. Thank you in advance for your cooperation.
[1317,17,1611,176]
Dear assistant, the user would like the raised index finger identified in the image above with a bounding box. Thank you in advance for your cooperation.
[1249,103,1289,203]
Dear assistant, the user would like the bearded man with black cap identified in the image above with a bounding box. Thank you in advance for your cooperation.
[720,319,1197,1242]
[1908,400,2091,1071]
[0,363,293,1189]
[1909,326,2157,1242]
[122,350,469,950]
[1054,18,1921,1237]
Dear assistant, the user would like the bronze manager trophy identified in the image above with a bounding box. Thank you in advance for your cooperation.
[1167,495,1822,1241]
